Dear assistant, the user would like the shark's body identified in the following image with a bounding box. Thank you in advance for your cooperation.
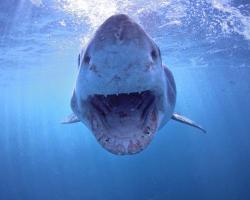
[63,14,206,155]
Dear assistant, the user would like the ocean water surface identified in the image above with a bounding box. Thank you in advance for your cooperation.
[0,0,250,199]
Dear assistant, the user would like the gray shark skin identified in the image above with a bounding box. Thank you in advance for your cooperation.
[63,14,206,155]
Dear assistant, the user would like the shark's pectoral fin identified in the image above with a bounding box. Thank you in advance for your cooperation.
[61,113,80,124]
[171,113,206,133]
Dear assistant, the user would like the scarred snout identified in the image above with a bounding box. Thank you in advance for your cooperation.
[93,14,152,48]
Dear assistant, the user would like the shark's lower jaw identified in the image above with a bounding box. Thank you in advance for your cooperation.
[86,90,158,155]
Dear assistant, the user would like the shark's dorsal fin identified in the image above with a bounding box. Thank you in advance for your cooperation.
[61,113,80,124]
[171,113,206,133]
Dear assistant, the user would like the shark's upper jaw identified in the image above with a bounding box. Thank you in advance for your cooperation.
[85,90,158,155]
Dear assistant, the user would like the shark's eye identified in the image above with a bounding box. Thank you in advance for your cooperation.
[84,54,91,65]
[151,49,157,61]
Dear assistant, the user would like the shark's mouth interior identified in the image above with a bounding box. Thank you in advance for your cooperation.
[87,90,158,155]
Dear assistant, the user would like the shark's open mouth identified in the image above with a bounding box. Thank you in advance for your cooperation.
[86,90,158,155]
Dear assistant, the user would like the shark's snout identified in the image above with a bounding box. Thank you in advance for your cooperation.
[91,14,154,50]
[97,14,134,42]
[102,14,130,42]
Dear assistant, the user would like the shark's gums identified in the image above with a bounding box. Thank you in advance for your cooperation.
[63,14,206,155]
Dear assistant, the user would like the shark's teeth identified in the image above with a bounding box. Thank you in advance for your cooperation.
[88,89,151,97]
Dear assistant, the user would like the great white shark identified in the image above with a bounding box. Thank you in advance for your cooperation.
[63,14,206,155]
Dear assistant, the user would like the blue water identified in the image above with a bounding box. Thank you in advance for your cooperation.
[1,0,250,199]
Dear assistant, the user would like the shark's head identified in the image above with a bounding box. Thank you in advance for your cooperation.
[72,14,175,155]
